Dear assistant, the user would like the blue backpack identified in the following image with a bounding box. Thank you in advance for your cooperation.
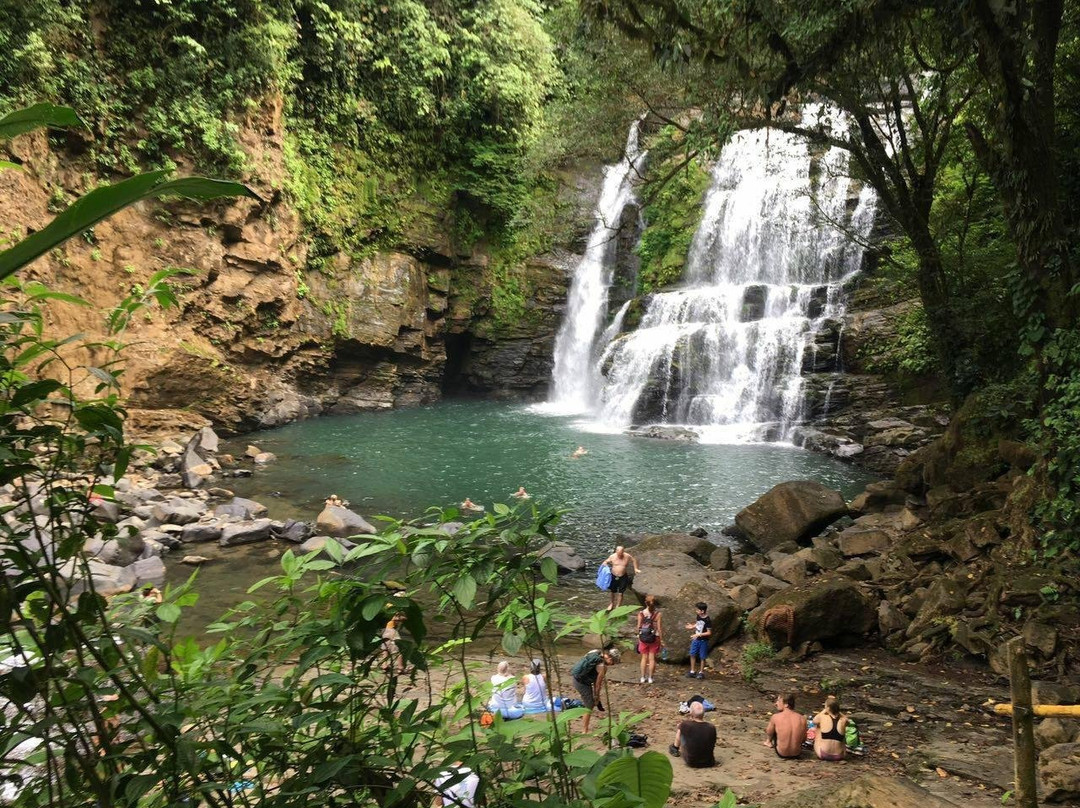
[595,564,612,590]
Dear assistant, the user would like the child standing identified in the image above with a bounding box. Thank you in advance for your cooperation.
[684,602,711,679]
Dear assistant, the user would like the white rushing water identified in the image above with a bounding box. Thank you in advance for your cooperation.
[544,123,645,414]
[548,106,877,442]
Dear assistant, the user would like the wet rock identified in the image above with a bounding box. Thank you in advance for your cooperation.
[741,285,767,322]
[1040,743,1080,802]
[535,541,585,573]
[214,497,269,520]
[253,451,277,465]
[735,480,847,552]
[316,505,376,538]
[749,573,876,649]
[625,424,699,442]
[152,498,205,525]
[219,519,273,547]
[688,526,708,538]
[245,445,263,459]
[271,519,313,545]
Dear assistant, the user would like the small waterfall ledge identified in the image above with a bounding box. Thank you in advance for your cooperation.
[545,107,879,444]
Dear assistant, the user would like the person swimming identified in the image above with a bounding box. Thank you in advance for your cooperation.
[461,498,484,511]
[571,446,588,458]
[512,487,530,499]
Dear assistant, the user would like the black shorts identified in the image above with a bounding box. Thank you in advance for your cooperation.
[573,677,596,708]
[610,574,631,594]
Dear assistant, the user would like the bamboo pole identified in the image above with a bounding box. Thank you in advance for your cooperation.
[994,703,1080,717]
[1007,636,1038,808]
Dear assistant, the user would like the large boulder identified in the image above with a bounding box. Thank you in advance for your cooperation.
[214,497,268,520]
[219,519,273,547]
[316,505,376,538]
[625,533,717,565]
[152,497,206,526]
[535,541,585,573]
[749,573,876,649]
[735,481,847,552]
[766,774,958,808]
[1040,743,1080,802]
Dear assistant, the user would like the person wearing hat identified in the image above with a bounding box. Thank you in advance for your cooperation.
[520,658,551,713]
[570,646,620,732]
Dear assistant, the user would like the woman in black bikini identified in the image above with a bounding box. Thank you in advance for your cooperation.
[813,695,848,761]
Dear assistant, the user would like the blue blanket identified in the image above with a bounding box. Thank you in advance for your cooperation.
[595,563,612,590]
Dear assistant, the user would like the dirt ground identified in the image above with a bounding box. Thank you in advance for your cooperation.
[427,639,1017,807]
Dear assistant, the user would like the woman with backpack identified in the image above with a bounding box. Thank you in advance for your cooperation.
[636,595,663,684]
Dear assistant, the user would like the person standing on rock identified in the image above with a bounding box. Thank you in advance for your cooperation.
[636,595,662,683]
[764,692,805,759]
[684,602,711,679]
[570,646,620,733]
[603,546,639,611]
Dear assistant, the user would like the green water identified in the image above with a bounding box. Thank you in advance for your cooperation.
[220,400,876,558]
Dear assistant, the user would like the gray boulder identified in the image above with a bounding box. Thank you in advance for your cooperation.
[536,541,586,573]
[750,573,876,649]
[316,505,376,537]
[271,519,313,544]
[626,533,716,565]
[181,523,223,544]
[771,554,811,585]
[838,528,891,557]
[709,546,733,571]
[197,426,220,454]
[219,519,273,547]
[735,480,847,552]
[728,583,759,611]
[152,497,206,525]
[128,556,166,587]
[1038,719,1080,752]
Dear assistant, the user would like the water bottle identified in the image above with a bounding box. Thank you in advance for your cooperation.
[660,647,669,662]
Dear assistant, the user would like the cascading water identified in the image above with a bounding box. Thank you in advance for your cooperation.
[583,106,876,441]
[545,123,645,414]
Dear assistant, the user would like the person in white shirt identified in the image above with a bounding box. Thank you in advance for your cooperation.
[487,660,524,719]
[520,659,550,713]
[435,765,479,808]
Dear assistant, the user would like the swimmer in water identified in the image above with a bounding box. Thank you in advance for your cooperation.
[512,487,530,499]
[571,446,588,458]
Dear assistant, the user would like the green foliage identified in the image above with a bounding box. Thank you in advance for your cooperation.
[861,302,940,378]
[594,751,673,808]
[739,641,775,682]
[635,135,712,293]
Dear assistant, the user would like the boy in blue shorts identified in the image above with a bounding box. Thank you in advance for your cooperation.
[684,602,711,679]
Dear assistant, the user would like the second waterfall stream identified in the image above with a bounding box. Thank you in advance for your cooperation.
[543,107,877,443]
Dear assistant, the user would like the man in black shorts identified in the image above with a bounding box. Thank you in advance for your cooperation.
[603,546,640,611]
[570,646,620,733]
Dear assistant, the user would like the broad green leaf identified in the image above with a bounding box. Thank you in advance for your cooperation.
[564,748,602,769]
[155,603,181,623]
[596,751,673,808]
[0,104,85,140]
[451,574,477,608]
[540,556,558,582]
[0,172,258,280]
[501,630,523,656]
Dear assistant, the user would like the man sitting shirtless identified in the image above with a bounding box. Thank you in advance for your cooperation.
[603,545,640,611]
[764,692,805,759]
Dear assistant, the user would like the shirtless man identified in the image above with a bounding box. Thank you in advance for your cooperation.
[571,445,588,458]
[603,546,640,611]
[764,692,805,759]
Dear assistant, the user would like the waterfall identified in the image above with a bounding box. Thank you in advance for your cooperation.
[592,107,877,441]
[545,123,645,413]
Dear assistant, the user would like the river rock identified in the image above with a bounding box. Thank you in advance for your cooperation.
[750,573,876,649]
[727,583,759,611]
[182,555,211,565]
[197,426,220,454]
[735,481,847,552]
[771,554,811,585]
[627,533,716,565]
[129,556,165,587]
[181,523,223,544]
[219,519,272,547]
[271,519,313,544]
[214,497,269,520]
[61,559,136,597]
[253,452,277,465]
[535,541,585,573]
[1040,743,1080,802]
[796,545,842,571]
[91,500,121,523]
[625,425,700,442]
[152,497,206,525]
[316,505,376,538]
[245,445,262,459]
[1038,719,1080,751]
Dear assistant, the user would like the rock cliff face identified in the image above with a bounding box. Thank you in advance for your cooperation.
[2,114,588,434]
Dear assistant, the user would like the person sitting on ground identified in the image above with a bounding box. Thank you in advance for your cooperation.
[511,486,531,499]
[813,695,848,761]
[520,658,552,713]
[764,692,805,759]
[570,646,620,733]
[381,612,408,674]
[668,701,717,767]
[571,445,588,458]
[636,594,662,684]
[487,660,525,719]
[603,546,640,611]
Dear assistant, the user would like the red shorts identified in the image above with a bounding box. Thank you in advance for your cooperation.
[637,639,662,655]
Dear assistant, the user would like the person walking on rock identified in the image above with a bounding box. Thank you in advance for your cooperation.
[603,546,639,611]
[570,646,620,733]
[684,602,711,679]
[636,595,662,683]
